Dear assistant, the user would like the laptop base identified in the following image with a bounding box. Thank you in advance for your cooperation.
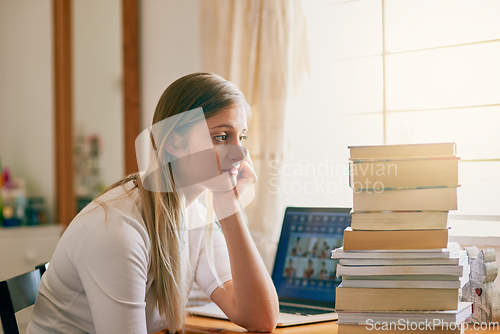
[187,301,337,327]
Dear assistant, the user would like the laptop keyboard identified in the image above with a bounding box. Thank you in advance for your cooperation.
[279,304,334,316]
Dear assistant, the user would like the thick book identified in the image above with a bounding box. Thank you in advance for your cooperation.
[350,157,459,191]
[352,187,457,212]
[342,227,449,251]
[338,250,466,266]
[348,142,456,160]
[331,243,461,259]
[336,264,467,277]
[342,273,467,282]
[351,211,448,231]
[340,274,470,289]
[335,287,459,311]
[338,324,465,334]
[337,301,472,325]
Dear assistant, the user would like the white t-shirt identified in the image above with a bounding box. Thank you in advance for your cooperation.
[27,180,232,334]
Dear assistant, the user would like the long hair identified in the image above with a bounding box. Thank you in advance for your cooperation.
[91,72,250,332]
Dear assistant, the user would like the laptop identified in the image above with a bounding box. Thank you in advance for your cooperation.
[187,206,352,327]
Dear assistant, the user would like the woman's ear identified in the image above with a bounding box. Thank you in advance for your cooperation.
[164,131,183,157]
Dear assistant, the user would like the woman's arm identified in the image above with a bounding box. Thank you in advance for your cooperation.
[210,209,279,332]
[208,152,279,332]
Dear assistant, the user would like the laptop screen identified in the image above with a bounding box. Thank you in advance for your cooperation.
[271,207,351,308]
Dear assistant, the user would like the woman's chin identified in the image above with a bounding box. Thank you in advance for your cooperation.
[200,173,237,193]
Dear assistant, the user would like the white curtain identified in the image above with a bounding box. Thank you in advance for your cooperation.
[200,0,310,269]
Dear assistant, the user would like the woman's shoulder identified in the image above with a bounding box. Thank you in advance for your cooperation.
[80,180,141,220]
[63,180,150,251]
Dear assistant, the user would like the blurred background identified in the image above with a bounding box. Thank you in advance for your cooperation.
[1,1,500,327]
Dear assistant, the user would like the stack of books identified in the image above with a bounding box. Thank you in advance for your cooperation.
[332,143,472,333]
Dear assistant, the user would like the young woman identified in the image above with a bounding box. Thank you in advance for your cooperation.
[283,258,296,277]
[27,73,279,334]
[291,237,302,256]
[303,259,315,279]
[319,261,328,280]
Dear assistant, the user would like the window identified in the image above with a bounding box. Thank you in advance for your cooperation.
[279,0,500,237]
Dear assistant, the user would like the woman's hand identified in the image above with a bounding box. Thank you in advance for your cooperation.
[234,152,258,199]
[212,151,257,219]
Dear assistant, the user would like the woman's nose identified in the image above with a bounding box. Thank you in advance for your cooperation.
[227,145,247,162]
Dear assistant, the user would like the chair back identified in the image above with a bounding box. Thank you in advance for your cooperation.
[0,268,42,334]
[35,263,49,277]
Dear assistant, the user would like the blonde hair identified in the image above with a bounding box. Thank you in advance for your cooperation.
[88,73,250,333]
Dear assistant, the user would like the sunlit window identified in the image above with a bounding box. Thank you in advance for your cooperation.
[279,0,500,237]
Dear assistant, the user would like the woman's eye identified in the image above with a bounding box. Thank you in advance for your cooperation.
[213,135,227,142]
[212,134,247,142]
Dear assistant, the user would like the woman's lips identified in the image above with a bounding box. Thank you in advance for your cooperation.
[221,166,239,176]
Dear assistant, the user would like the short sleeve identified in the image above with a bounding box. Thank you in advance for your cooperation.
[187,199,232,299]
[194,226,232,298]
[75,213,149,334]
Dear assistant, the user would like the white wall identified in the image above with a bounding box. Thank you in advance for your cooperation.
[0,0,202,224]
[140,0,202,129]
[73,0,124,188]
[0,0,54,223]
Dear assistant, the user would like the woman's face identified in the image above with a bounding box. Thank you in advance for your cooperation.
[169,105,248,192]
[206,104,248,177]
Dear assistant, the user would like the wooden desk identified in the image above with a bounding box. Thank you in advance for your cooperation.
[154,316,500,333]
[183,315,336,333]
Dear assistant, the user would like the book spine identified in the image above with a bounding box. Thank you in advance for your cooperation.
[352,187,458,212]
[343,229,449,251]
[340,280,461,289]
[336,264,464,277]
[350,158,459,191]
[335,287,459,311]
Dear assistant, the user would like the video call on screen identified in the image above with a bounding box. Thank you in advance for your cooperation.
[279,213,349,293]
[283,234,342,282]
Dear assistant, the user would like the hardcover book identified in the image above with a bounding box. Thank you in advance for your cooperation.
[351,211,448,231]
[335,287,459,311]
[348,142,456,160]
[342,227,449,251]
[352,187,457,212]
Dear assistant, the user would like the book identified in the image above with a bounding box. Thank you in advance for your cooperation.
[335,287,459,311]
[342,274,467,282]
[338,250,466,266]
[337,301,472,325]
[340,275,469,289]
[351,211,448,231]
[350,157,459,191]
[331,243,461,259]
[336,264,467,277]
[348,142,456,160]
[338,324,465,333]
[353,187,457,212]
[342,227,449,251]
[339,263,471,289]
